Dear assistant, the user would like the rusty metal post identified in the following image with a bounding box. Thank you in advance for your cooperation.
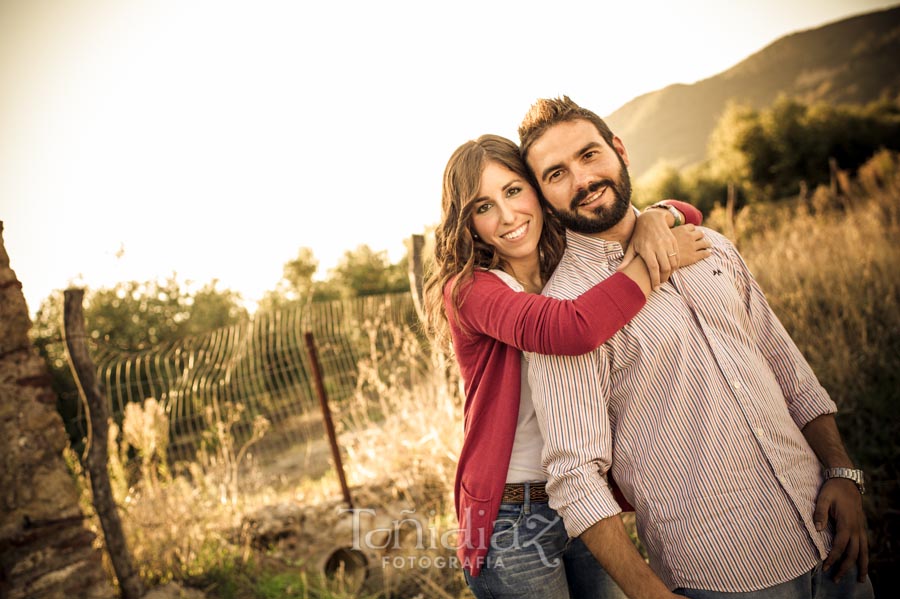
[304,331,354,510]
[63,288,144,599]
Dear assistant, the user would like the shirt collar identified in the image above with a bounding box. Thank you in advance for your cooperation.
[562,206,637,267]
[564,231,625,267]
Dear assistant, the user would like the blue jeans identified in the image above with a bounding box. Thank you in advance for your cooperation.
[464,494,626,599]
[674,562,875,599]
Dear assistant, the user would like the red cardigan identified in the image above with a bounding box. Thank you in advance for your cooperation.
[446,201,703,576]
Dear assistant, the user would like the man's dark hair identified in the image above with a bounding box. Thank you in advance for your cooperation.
[518,95,616,165]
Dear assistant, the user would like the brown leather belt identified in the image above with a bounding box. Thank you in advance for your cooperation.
[501,482,549,504]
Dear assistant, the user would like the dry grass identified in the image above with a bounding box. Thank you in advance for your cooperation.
[77,312,467,598]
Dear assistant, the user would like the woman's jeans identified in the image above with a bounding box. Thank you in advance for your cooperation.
[463,496,626,599]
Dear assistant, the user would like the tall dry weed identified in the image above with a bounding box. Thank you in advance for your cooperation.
[338,315,467,596]
[103,397,273,586]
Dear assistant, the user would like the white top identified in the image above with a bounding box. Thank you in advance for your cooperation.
[489,269,545,484]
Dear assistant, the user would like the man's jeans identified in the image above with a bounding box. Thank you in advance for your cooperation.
[674,562,875,599]
[464,496,626,599]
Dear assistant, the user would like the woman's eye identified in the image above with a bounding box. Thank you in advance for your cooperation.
[476,203,492,214]
[506,187,521,198]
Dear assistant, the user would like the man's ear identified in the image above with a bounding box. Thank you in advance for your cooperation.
[612,136,630,167]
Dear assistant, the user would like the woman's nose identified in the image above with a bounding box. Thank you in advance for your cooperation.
[497,200,515,224]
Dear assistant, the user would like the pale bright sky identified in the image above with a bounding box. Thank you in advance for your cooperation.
[2,0,896,315]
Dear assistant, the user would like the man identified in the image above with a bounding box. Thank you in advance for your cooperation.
[519,96,873,599]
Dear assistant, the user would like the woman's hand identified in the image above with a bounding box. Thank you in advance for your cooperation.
[672,224,713,267]
[619,209,678,289]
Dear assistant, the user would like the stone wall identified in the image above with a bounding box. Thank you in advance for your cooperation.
[0,221,116,599]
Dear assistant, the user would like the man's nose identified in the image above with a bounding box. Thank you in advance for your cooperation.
[571,163,594,192]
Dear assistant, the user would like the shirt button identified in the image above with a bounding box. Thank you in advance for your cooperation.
[733,381,742,390]
[756,428,765,437]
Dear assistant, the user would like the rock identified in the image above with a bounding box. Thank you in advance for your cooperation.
[0,222,117,599]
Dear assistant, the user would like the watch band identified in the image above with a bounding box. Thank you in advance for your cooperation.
[648,201,683,227]
[823,467,865,495]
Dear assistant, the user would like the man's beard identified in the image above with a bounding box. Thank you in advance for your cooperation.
[552,158,632,235]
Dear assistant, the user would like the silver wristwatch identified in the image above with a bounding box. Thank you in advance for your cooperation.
[823,467,865,495]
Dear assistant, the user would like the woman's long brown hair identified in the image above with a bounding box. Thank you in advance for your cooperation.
[423,134,565,349]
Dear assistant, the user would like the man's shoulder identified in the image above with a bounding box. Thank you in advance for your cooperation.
[699,227,741,255]
[697,228,755,273]
[543,250,614,299]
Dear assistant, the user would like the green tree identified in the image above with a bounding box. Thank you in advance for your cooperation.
[283,247,318,298]
[329,244,409,298]
[707,97,900,203]
[634,161,691,208]
[707,101,774,204]
[258,247,320,311]
[637,160,732,215]
[188,280,247,334]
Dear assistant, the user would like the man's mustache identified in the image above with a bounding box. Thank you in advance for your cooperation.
[570,179,616,211]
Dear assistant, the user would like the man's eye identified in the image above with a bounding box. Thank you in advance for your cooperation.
[584,151,597,160]
[476,203,492,214]
[549,170,562,182]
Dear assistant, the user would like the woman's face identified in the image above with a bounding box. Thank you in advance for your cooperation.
[470,161,544,264]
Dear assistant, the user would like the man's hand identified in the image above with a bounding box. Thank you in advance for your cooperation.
[580,515,681,599]
[802,414,869,583]
[619,209,677,289]
[815,477,869,582]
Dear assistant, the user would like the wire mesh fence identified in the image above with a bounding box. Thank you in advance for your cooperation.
[67,292,420,468]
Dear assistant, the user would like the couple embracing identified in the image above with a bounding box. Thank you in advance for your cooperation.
[423,96,873,599]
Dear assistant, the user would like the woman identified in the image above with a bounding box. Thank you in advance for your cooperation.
[423,134,711,598]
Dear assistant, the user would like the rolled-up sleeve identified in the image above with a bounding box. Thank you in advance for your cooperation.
[527,347,621,537]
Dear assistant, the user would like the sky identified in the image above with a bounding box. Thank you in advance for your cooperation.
[2,0,897,315]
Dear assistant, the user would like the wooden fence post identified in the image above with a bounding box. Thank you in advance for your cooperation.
[408,234,425,322]
[63,289,144,599]
[304,332,354,510]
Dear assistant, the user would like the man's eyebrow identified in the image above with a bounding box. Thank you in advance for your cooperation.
[539,142,602,182]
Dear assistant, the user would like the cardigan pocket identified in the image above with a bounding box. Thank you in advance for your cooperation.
[457,482,494,557]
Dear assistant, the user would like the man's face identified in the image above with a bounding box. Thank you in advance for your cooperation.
[526,119,632,234]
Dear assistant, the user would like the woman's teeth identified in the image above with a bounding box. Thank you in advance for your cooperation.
[503,223,528,240]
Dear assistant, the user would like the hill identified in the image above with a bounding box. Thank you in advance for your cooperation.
[606,5,900,179]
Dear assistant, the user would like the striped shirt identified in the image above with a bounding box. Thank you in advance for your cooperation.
[527,227,836,592]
